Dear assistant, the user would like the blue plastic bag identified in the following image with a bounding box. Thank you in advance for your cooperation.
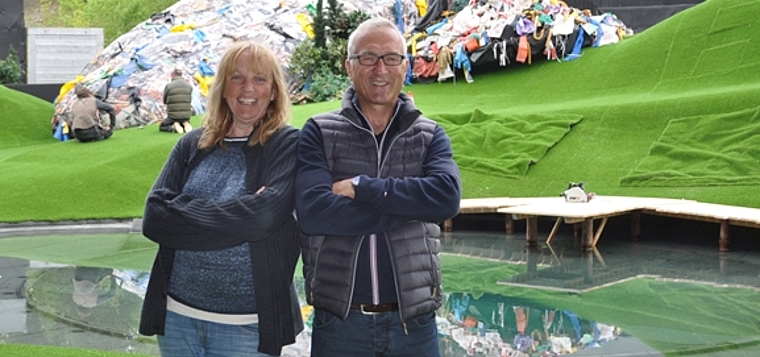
[53,121,69,141]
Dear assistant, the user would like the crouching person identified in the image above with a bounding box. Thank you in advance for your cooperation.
[158,117,178,133]
[161,68,193,133]
[71,86,116,142]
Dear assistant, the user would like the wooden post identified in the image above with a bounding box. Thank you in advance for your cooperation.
[442,218,453,232]
[584,250,594,284]
[582,218,594,251]
[719,220,730,252]
[526,216,538,248]
[527,248,538,274]
[591,217,608,247]
[719,252,729,275]
[546,217,563,245]
[631,211,641,241]
[505,215,514,234]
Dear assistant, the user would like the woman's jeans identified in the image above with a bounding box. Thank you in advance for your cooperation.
[311,308,441,357]
[157,310,274,357]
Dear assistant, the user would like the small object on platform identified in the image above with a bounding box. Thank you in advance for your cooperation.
[561,182,595,203]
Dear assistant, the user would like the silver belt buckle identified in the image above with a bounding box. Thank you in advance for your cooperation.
[359,305,381,315]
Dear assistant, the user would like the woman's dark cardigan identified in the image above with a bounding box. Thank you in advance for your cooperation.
[139,126,303,355]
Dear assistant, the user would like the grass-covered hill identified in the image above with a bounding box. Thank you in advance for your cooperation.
[1,0,759,224]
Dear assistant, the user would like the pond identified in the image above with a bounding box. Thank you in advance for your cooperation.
[1,216,759,356]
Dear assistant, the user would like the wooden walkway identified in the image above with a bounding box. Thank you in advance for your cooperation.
[445,196,760,251]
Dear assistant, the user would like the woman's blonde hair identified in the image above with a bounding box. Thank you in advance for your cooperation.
[199,41,291,149]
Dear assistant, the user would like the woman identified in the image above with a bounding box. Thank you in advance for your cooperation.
[139,42,303,357]
[69,86,116,142]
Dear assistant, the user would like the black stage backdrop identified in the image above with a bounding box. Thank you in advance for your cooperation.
[565,0,704,34]
[0,0,27,83]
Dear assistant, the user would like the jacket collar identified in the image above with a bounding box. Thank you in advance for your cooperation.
[339,87,422,133]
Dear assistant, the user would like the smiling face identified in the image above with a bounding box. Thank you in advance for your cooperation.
[223,49,275,132]
[345,25,407,113]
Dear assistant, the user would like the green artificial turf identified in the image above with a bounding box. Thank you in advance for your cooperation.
[0,233,157,270]
[0,344,154,357]
[436,110,583,178]
[621,106,760,187]
[1,1,760,355]
[3,0,759,225]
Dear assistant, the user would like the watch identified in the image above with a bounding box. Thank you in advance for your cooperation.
[351,175,360,187]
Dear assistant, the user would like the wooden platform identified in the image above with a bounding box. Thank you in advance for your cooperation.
[444,197,516,232]
[448,196,760,251]
[457,197,517,214]
[443,197,560,232]
[643,201,760,251]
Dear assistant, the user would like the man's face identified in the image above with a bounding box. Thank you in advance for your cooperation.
[345,27,407,111]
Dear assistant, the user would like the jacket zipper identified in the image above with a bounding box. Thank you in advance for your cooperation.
[344,234,365,318]
[370,233,379,304]
[387,231,410,335]
[350,100,419,328]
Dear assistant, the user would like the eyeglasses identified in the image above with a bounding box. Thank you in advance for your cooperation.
[350,53,406,66]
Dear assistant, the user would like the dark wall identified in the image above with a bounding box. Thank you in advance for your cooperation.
[0,0,27,83]
[565,0,704,34]
[599,4,699,34]
[6,83,64,103]
[566,0,702,11]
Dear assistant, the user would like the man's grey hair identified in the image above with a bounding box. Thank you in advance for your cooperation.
[346,17,406,57]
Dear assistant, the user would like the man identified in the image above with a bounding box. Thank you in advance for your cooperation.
[70,86,115,142]
[161,68,193,133]
[295,17,461,357]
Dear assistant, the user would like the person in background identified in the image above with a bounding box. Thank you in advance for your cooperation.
[140,41,303,357]
[161,68,193,133]
[71,266,118,317]
[70,86,116,142]
[295,17,461,357]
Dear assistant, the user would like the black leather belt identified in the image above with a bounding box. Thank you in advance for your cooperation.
[351,303,399,314]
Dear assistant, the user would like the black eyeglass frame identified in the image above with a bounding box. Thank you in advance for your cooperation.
[349,53,406,66]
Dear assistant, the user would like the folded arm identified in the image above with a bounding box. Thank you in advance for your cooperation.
[143,129,299,250]
[353,126,461,222]
[295,121,460,236]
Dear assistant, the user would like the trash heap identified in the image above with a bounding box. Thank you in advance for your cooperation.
[409,0,630,84]
[51,0,400,131]
[50,0,629,131]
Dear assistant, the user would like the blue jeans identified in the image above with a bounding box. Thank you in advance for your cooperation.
[311,308,441,357]
[158,310,274,357]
